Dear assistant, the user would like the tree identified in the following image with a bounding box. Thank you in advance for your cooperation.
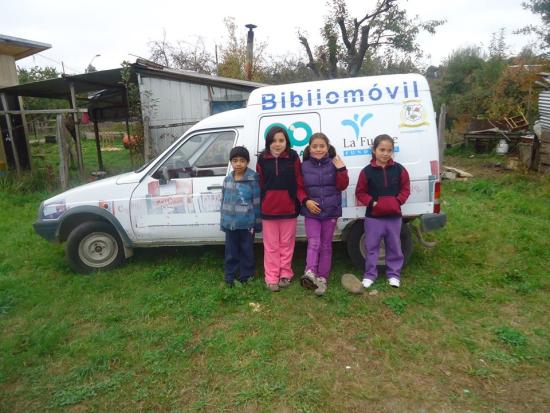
[298,0,444,78]
[430,47,488,127]
[17,66,68,113]
[148,20,268,81]
[149,30,215,74]
[85,64,97,73]
[517,0,550,53]
[489,28,508,59]
[263,56,316,85]
[216,17,268,81]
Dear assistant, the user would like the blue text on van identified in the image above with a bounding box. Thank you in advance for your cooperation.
[261,81,419,111]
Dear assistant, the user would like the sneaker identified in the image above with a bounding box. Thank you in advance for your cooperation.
[362,278,374,289]
[314,277,327,296]
[341,273,364,294]
[267,283,280,292]
[278,277,291,288]
[300,270,317,290]
[388,277,400,288]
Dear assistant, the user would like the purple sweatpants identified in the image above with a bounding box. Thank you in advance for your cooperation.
[363,217,403,281]
[305,217,337,279]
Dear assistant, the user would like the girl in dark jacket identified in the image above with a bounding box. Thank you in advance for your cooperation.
[355,134,410,289]
[300,133,349,295]
[257,126,307,292]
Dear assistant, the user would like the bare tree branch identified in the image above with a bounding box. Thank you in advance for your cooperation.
[299,35,321,78]
[350,25,370,76]
[337,17,352,50]
[357,0,395,25]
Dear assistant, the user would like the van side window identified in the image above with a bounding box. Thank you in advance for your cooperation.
[153,130,236,182]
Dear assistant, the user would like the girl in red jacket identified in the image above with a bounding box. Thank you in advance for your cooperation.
[257,126,307,292]
[355,134,410,288]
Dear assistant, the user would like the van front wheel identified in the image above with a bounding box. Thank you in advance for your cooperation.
[345,220,413,271]
[66,221,125,274]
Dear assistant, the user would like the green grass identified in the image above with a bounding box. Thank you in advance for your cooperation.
[1,154,549,412]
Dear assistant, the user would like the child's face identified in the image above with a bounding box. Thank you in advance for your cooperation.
[270,132,287,156]
[373,140,394,165]
[230,156,248,174]
[310,138,328,160]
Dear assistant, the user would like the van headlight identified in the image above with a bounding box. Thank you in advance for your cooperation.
[40,199,67,220]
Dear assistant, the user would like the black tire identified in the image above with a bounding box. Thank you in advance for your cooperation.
[345,220,413,271]
[66,221,125,274]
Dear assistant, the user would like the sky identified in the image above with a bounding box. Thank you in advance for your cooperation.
[2,0,542,75]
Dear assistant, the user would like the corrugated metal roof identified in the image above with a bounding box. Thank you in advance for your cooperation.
[0,60,265,99]
[133,59,266,90]
[539,90,550,130]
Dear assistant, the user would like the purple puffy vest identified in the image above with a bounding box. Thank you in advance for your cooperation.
[300,156,342,219]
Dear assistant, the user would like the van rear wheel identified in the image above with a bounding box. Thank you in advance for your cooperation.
[345,220,413,271]
[66,221,125,274]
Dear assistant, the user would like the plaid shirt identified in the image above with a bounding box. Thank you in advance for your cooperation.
[220,168,262,232]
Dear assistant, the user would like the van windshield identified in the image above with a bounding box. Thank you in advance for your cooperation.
[152,130,236,181]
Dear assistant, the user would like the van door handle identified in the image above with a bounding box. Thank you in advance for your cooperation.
[207,184,223,190]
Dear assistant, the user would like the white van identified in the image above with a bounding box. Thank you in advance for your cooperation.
[34,73,446,273]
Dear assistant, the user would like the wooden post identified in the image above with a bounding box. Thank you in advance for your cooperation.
[93,120,104,171]
[438,103,447,167]
[18,96,32,170]
[143,116,150,162]
[69,83,84,177]
[56,114,69,189]
[0,93,21,176]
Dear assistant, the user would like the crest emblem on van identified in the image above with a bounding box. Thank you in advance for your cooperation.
[399,100,429,128]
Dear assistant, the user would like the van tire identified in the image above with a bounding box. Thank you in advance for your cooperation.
[66,221,125,274]
[345,220,413,271]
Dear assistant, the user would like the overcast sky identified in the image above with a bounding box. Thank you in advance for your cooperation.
[3,0,541,75]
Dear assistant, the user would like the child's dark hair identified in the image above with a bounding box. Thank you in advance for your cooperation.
[371,134,394,159]
[229,146,250,162]
[303,132,336,160]
[263,126,291,154]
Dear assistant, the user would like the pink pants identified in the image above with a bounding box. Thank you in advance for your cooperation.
[262,218,297,284]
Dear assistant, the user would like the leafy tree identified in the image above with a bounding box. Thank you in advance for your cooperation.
[17,66,68,113]
[489,28,508,59]
[18,66,60,84]
[216,17,268,81]
[85,64,97,73]
[517,0,550,53]
[298,0,444,78]
[263,56,316,85]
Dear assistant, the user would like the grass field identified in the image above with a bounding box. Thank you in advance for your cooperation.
[0,152,549,412]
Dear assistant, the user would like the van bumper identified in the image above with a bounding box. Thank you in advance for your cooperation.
[420,213,447,232]
[33,219,59,242]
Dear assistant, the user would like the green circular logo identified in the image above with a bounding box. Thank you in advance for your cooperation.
[265,122,312,147]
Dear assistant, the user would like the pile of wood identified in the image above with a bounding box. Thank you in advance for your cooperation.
[441,166,473,180]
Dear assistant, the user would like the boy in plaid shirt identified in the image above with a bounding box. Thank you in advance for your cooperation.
[220,146,261,286]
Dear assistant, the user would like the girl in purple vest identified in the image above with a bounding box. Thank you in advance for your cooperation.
[300,133,349,295]
[355,134,410,289]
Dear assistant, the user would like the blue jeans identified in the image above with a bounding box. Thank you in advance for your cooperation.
[224,229,255,284]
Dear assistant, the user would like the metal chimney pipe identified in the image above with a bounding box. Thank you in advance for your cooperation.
[245,24,257,81]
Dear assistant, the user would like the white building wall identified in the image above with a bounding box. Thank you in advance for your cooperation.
[138,75,251,155]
